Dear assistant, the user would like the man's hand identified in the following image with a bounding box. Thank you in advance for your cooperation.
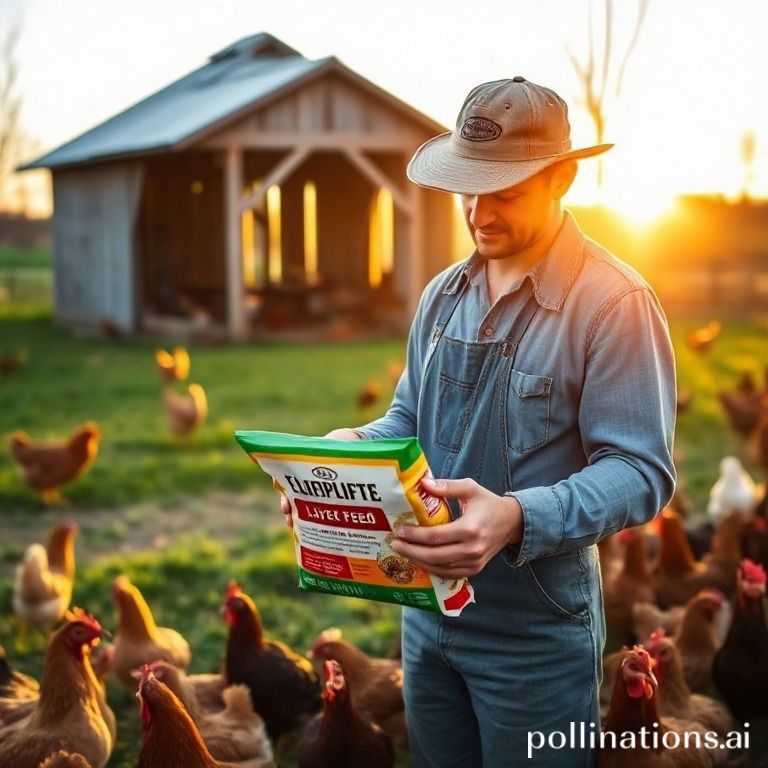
[324,428,362,441]
[280,427,362,528]
[390,476,523,578]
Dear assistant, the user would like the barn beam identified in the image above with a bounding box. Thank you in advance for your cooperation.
[224,145,247,339]
[240,147,311,211]
[342,147,413,218]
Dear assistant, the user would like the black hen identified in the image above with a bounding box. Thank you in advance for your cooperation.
[712,559,768,723]
[222,581,321,743]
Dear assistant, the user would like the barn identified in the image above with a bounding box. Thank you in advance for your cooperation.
[22,33,463,340]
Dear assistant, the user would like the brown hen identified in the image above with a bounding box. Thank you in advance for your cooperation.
[599,646,725,767]
[112,575,191,690]
[136,665,238,768]
[164,382,208,437]
[145,660,274,766]
[645,628,735,736]
[296,659,394,768]
[9,422,100,504]
[12,522,78,640]
[309,627,406,749]
[0,609,115,768]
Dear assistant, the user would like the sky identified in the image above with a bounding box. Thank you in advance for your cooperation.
[2,0,768,221]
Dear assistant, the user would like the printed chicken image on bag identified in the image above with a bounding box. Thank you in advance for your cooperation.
[234,429,475,616]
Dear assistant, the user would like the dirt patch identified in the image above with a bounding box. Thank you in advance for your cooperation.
[1,487,285,577]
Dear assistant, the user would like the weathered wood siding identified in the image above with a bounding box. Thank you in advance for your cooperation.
[52,162,144,330]
[203,74,429,149]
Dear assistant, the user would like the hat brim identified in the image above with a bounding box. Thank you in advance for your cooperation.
[406,132,614,195]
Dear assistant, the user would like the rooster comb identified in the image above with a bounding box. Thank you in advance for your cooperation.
[628,645,655,671]
[65,606,102,630]
[740,558,767,585]
[226,580,242,600]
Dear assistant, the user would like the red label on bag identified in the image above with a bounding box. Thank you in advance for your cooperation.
[300,547,354,579]
[294,499,391,531]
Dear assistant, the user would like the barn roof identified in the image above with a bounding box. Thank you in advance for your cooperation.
[22,32,444,171]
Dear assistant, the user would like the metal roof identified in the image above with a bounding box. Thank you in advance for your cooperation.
[23,33,441,171]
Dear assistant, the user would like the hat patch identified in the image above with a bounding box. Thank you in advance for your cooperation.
[460,117,502,142]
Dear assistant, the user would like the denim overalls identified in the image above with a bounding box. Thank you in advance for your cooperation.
[402,270,601,767]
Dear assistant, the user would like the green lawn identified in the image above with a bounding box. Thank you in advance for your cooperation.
[1,297,766,767]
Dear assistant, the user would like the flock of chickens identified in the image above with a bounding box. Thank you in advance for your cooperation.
[5,321,768,767]
[6,347,208,505]
[5,524,406,767]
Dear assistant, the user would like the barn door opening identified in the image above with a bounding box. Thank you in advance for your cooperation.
[368,187,394,289]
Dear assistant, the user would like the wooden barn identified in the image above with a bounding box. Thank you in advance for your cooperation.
[22,33,462,339]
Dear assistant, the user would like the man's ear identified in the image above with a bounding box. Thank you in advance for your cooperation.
[549,160,578,200]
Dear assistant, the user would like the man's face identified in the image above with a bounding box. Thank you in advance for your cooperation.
[460,169,558,260]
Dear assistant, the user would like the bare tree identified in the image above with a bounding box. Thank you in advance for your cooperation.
[567,0,650,187]
[0,23,23,211]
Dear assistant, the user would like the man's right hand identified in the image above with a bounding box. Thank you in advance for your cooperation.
[281,427,362,527]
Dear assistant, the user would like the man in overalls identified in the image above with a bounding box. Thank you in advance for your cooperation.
[306,77,676,766]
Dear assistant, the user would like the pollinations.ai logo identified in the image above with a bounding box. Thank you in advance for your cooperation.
[312,466,338,481]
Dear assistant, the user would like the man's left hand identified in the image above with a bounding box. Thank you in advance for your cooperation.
[390,476,523,578]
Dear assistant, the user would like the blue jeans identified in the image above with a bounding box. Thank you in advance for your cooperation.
[402,548,602,767]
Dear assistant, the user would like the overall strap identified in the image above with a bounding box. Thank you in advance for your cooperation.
[423,266,472,370]
[501,283,540,368]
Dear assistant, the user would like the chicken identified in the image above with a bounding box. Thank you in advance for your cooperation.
[356,379,382,410]
[672,589,728,693]
[603,528,656,644]
[0,609,114,768]
[654,508,738,607]
[753,403,768,476]
[36,751,93,768]
[599,646,725,768]
[296,659,394,768]
[675,385,692,415]
[645,628,735,737]
[717,372,766,436]
[711,559,768,723]
[136,665,239,768]
[222,581,321,744]
[9,422,101,504]
[144,660,274,766]
[155,346,191,383]
[0,346,28,374]
[684,320,721,353]
[309,627,407,749]
[111,574,191,690]
[0,642,39,701]
[164,382,208,437]
[12,522,78,641]
[608,590,726,717]
[706,456,758,526]
[740,488,768,572]
[631,602,686,646]
[386,359,405,389]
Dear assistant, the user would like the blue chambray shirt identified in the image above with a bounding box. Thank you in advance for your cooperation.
[356,210,677,563]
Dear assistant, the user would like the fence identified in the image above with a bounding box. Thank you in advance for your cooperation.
[0,268,53,303]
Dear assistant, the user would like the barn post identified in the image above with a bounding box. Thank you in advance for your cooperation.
[406,184,424,319]
[224,145,246,339]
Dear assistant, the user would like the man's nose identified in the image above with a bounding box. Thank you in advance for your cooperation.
[467,195,495,228]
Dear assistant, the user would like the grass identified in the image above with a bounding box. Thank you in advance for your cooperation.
[1,293,767,766]
[0,302,404,512]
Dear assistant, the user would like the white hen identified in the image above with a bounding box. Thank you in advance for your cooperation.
[707,456,758,526]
